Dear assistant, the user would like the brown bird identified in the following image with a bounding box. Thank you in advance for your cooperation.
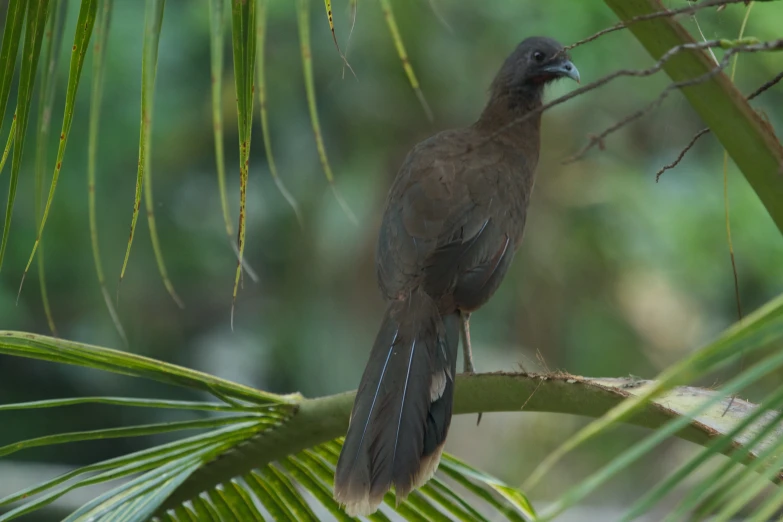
[334,36,579,516]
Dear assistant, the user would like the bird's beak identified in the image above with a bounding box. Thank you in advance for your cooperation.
[542,60,580,83]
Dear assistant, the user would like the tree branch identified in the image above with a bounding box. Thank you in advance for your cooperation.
[159,372,780,512]
[656,128,711,181]
[566,0,758,51]
[566,38,783,163]
[656,69,783,180]
[603,0,783,236]
[465,37,779,157]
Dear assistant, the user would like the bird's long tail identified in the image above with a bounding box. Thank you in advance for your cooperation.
[334,288,459,516]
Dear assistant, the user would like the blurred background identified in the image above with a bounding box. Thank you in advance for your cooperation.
[1,0,782,519]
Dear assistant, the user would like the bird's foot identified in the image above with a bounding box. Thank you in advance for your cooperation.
[459,311,482,424]
[460,312,476,374]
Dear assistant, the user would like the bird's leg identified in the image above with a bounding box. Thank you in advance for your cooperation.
[459,311,483,425]
[460,311,475,374]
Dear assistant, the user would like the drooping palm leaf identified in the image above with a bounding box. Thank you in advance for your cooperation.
[0,115,14,177]
[140,0,184,309]
[19,0,97,290]
[377,0,433,122]
[2,0,51,273]
[117,0,183,309]
[257,0,301,225]
[208,0,232,240]
[229,0,257,325]
[295,0,355,223]
[0,0,25,166]
[88,0,128,344]
[0,332,290,404]
[33,0,68,336]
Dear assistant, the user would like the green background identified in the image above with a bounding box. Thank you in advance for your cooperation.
[1,0,782,518]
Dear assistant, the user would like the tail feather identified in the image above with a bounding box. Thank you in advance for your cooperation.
[334,289,459,516]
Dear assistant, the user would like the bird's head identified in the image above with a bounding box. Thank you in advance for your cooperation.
[491,36,579,105]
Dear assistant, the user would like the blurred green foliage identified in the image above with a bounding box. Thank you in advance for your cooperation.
[0,0,781,518]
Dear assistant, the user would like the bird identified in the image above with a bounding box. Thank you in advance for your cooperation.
[334,36,580,517]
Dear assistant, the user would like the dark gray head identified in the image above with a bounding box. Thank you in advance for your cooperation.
[491,36,579,103]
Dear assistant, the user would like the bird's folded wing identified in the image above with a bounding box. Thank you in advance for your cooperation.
[377,134,513,301]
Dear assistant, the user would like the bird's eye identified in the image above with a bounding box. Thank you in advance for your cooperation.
[533,51,545,63]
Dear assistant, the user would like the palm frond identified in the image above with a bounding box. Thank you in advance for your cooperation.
[229,0,257,324]
[516,0,783,515]
[296,0,355,224]
[208,0,232,240]
[0,331,293,404]
[526,293,783,520]
[0,0,25,179]
[0,1,782,520]
[88,0,128,345]
[20,0,96,289]
[5,303,783,521]
[154,441,537,522]
[377,0,433,122]
[2,0,51,272]
[0,114,14,176]
[33,0,67,336]
[0,331,535,521]
[257,0,301,225]
[140,0,184,309]
[526,291,783,491]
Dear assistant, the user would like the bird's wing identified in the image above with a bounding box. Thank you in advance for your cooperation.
[377,130,518,305]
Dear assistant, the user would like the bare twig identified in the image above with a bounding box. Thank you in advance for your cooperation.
[565,0,755,51]
[655,128,711,181]
[465,38,770,157]
[566,38,783,163]
[747,68,783,100]
[655,69,783,180]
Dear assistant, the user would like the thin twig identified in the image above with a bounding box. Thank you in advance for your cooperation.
[466,38,769,157]
[566,38,783,163]
[654,69,783,180]
[565,0,754,51]
[655,128,711,181]
[747,69,783,100]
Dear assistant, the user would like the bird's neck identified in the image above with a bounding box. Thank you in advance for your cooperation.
[473,84,543,154]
